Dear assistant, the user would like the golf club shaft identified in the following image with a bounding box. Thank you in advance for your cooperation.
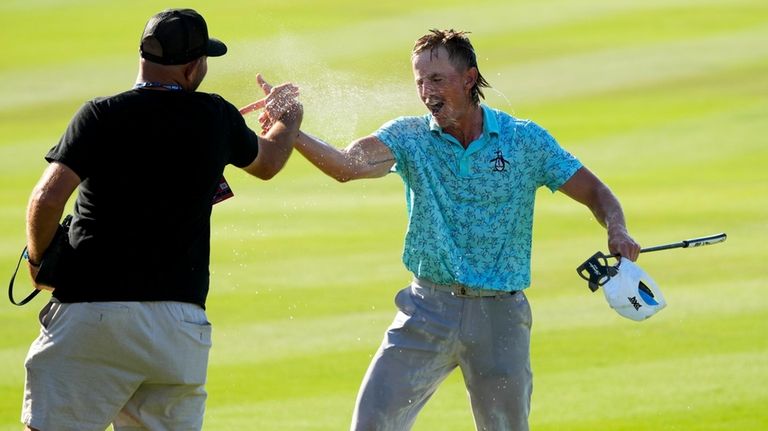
[612,233,727,257]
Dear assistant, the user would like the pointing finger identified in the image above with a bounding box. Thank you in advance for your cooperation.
[256,73,273,95]
[239,98,266,115]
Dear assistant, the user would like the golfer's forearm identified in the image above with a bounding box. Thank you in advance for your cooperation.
[295,132,359,182]
[591,185,628,233]
[592,184,640,259]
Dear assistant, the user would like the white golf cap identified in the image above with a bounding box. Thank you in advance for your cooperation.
[603,258,666,321]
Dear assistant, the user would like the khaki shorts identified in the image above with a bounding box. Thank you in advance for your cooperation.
[22,300,212,431]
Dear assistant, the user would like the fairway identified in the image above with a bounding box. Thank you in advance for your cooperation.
[1,0,767,430]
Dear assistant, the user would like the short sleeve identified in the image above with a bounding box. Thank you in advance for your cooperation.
[373,117,406,166]
[523,121,582,192]
[223,100,259,168]
[373,116,427,180]
[45,101,100,179]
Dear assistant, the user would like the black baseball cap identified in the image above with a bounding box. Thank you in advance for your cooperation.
[140,8,227,65]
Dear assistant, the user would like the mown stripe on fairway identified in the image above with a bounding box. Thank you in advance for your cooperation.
[210,311,392,366]
[528,274,764,328]
[478,2,768,65]
[216,0,765,66]
[532,350,768,429]
[560,100,768,187]
[489,25,768,106]
[208,349,371,404]
[522,60,768,143]
[533,306,765,366]
[204,394,353,430]
[0,56,136,113]
[534,399,768,431]
[0,347,33,387]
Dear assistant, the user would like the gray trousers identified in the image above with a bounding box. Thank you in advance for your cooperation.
[351,281,533,431]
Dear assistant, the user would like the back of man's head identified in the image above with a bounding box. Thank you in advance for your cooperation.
[140,9,227,65]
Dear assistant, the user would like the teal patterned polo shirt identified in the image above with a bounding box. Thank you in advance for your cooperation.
[374,104,582,291]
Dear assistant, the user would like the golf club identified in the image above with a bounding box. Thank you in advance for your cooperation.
[610,232,727,257]
[577,233,727,291]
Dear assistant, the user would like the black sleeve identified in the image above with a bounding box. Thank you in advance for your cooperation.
[45,101,100,179]
[224,101,259,168]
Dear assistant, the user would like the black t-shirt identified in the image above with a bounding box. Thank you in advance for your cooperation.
[46,89,259,307]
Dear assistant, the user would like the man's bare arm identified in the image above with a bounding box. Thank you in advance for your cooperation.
[295,132,395,182]
[26,162,80,288]
[559,166,641,260]
[242,106,302,180]
[240,75,303,180]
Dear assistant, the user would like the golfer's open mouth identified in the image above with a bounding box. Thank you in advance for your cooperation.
[427,101,444,115]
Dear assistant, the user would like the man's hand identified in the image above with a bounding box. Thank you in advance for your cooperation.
[607,227,641,261]
[239,73,301,132]
[25,256,57,292]
[26,261,44,292]
[238,74,303,180]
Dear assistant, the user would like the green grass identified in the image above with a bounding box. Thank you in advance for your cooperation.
[1,0,767,430]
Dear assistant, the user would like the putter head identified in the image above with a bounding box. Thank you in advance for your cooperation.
[576,251,619,292]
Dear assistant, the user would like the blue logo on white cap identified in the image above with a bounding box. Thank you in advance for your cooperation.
[637,280,659,306]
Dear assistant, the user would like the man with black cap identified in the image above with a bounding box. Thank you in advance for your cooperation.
[20,8,302,431]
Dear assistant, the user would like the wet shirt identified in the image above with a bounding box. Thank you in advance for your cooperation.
[375,105,582,291]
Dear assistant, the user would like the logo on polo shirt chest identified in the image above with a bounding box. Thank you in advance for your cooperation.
[490,150,510,172]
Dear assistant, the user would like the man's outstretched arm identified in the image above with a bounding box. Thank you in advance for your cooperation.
[294,133,395,183]
[242,75,394,183]
[241,74,303,180]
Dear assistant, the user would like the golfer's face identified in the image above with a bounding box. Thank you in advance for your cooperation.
[412,47,469,128]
